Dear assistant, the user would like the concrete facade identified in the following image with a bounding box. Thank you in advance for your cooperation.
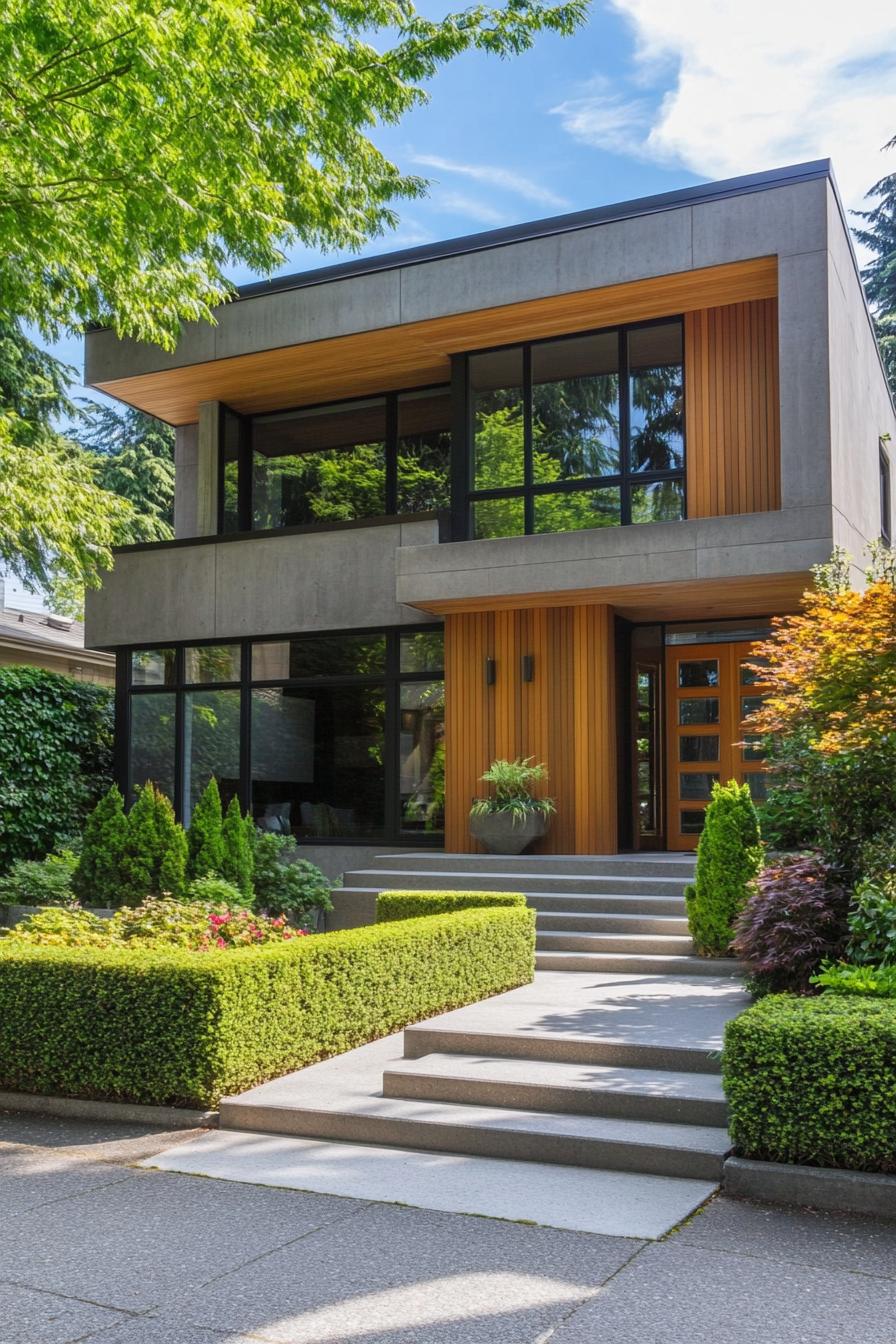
[86,519,438,648]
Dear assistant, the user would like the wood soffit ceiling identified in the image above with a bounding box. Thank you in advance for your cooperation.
[94,257,778,426]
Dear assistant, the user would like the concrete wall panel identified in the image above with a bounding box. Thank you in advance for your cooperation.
[399,208,693,325]
[84,520,439,649]
[85,546,217,647]
[173,424,199,539]
[691,179,828,268]
[778,248,832,510]
[825,183,896,556]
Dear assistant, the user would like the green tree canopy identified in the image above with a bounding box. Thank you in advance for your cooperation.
[0,0,584,601]
[1,0,585,350]
[0,321,132,608]
[73,403,175,543]
[854,136,896,394]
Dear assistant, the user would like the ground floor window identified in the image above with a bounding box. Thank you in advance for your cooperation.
[123,626,444,842]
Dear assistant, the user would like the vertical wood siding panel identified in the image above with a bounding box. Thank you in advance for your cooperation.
[686,297,780,518]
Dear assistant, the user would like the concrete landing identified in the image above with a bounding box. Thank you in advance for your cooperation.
[402,970,750,1066]
[145,1129,717,1239]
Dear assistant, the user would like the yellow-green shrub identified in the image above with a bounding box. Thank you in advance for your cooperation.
[723,994,896,1171]
[0,906,535,1106]
[377,890,526,921]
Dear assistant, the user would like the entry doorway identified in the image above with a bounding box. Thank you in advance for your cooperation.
[664,640,769,850]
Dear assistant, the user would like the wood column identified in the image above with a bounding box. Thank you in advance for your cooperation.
[443,602,618,854]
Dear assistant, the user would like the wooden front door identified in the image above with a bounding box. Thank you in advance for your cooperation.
[665,640,768,851]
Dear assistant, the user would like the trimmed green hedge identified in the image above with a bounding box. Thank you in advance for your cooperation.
[377,889,526,922]
[723,994,896,1172]
[0,906,535,1107]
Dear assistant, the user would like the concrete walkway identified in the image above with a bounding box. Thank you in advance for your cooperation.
[202,970,749,1236]
[2,1110,896,1344]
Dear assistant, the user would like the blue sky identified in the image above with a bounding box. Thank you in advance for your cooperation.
[50,0,896,405]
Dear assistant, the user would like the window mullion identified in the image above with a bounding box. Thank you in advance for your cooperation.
[385,394,399,516]
[619,327,632,527]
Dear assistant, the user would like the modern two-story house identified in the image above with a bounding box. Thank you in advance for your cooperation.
[83,160,896,878]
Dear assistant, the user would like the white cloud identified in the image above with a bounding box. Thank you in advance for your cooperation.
[410,153,570,209]
[435,191,508,226]
[553,1,896,209]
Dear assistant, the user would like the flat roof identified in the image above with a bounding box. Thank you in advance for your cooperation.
[235,160,834,302]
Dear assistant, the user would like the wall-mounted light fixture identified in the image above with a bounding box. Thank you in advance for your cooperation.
[485,657,496,686]
[521,654,535,683]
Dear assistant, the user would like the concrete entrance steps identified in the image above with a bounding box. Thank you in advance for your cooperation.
[382,1053,729,1127]
[332,849,738,978]
[219,972,749,1183]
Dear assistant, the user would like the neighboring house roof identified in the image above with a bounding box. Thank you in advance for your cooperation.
[0,606,115,681]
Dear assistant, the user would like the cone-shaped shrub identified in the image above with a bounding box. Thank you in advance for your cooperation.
[187,778,224,879]
[221,796,253,900]
[73,785,127,906]
[685,779,763,957]
[155,792,187,899]
[119,783,188,906]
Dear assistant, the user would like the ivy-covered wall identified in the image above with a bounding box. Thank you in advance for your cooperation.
[0,667,113,872]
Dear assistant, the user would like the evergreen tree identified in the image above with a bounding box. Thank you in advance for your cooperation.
[685,781,763,957]
[155,791,188,898]
[221,796,254,900]
[187,778,224,879]
[72,785,127,906]
[119,782,189,905]
[119,785,158,906]
[853,137,896,395]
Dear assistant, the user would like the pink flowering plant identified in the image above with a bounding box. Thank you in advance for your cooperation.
[4,897,308,951]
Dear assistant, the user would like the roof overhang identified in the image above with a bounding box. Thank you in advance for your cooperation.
[89,256,778,425]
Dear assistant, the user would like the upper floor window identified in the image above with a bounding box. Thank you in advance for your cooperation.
[881,441,891,547]
[464,318,685,538]
[221,388,451,533]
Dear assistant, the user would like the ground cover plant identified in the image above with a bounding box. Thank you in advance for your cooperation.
[723,993,896,1171]
[2,898,304,951]
[0,904,535,1105]
[685,779,762,957]
[0,853,79,909]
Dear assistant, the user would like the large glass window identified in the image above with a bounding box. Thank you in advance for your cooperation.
[467,319,684,537]
[183,689,241,822]
[251,685,386,839]
[253,398,387,530]
[398,389,452,514]
[129,692,176,801]
[124,628,444,842]
[221,387,451,534]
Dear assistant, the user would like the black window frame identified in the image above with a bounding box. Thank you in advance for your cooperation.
[120,625,445,845]
[218,384,452,535]
[880,440,892,547]
[456,315,686,539]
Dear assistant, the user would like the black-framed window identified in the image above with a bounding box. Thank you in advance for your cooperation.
[219,388,451,534]
[881,441,891,547]
[462,318,685,538]
[122,626,444,843]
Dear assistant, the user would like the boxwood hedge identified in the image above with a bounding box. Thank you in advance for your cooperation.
[0,905,535,1107]
[723,994,896,1172]
[377,890,526,921]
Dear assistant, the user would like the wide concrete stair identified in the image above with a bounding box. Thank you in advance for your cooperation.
[221,852,746,1184]
[220,970,744,1182]
[335,850,739,976]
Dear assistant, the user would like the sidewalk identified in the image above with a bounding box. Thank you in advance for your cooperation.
[1,1109,895,1344]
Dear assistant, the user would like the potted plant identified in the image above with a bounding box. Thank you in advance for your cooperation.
[469,757,555,854]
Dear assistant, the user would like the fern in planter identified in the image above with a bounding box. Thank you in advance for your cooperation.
[470,758,555,854]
